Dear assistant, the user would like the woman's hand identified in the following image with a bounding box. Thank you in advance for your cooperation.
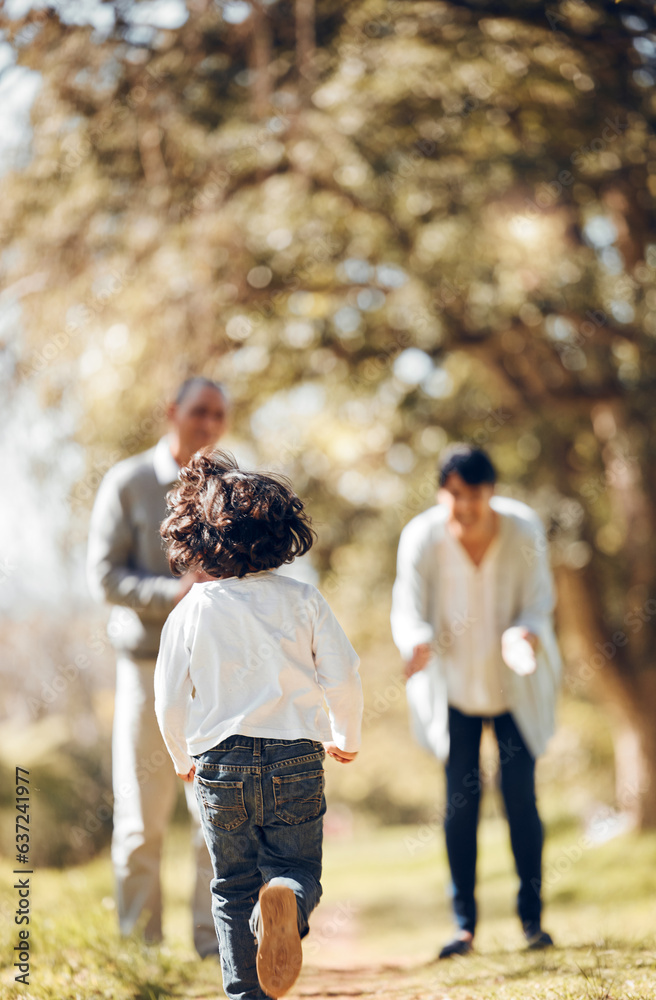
[177,765,196,782]
[522,629,539,653]
[501,627,538,675]
[323,742,358,763]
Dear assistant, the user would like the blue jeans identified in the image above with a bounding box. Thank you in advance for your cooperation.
[444,706,543,935]
[193,736,326,1000]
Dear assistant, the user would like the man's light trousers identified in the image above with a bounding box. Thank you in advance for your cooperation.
[111,654,218,956]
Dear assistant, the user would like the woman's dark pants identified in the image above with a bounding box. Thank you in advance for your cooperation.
[444,705,543,936]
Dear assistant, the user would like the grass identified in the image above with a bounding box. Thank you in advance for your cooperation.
[1,806,656,1000]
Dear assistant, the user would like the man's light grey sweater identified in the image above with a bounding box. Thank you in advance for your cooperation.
[86,435,182,658]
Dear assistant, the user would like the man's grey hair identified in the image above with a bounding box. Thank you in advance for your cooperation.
[174,376,228,406]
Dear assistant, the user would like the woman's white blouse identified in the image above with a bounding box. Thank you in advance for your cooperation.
[440,517,512,716]
[391,496,562,760]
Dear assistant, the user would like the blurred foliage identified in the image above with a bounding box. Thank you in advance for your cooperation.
[1,1,654,581]
[0,724,112,867]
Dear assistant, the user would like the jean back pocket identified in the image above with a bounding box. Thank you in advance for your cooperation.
[196,776,248,831]
[272,769,325,825]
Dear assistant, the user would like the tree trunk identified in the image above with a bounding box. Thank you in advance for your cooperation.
[556,564,656,829]
[592,402,656,828]
[250,1,272,118]
[296,0,316,96]
[609,698,656,829]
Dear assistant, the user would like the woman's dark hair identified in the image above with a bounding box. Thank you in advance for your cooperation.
[160,450,315,578]
[437,444,497,488]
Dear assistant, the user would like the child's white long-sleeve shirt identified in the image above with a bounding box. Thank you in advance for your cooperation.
[154,569,363,774]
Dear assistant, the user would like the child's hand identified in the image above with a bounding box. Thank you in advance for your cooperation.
[177,765,196,782]
[404,642,432,679]
[323,742,358,764]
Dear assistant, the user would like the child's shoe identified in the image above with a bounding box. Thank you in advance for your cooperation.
[255,883,302,998]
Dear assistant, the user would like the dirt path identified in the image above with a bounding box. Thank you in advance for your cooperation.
[295,963,433,1000]
[290,904,441,1000]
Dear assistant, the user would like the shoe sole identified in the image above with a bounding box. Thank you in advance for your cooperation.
[256,885,302,998]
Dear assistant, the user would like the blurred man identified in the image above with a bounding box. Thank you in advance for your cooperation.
[391,444,561,958]
[87,376,228,956]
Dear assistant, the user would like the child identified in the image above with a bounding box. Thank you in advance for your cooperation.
[154,449,363,1000]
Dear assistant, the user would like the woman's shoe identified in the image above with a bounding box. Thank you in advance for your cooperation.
[524,923,554,950]
[438,932,474,959]
[255,883,303,998]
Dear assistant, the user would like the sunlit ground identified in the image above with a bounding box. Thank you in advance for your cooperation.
[2,808,655,1000]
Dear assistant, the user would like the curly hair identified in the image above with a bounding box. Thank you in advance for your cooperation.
[160,449,316,579]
